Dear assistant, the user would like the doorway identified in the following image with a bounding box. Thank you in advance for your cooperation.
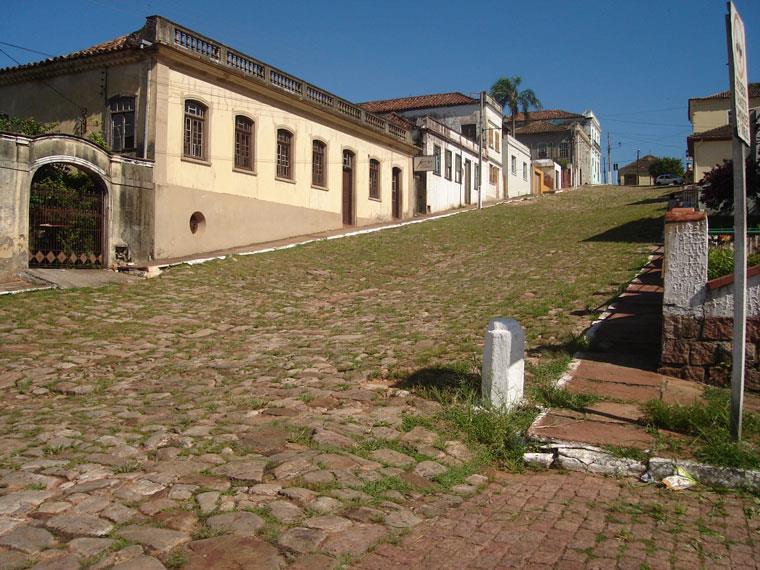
[342,150,354,226]
[464,160,472,205]
[391,167,402,219]
[29,164,106,267]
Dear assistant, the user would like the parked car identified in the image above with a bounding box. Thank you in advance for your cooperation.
[655,174,684,186]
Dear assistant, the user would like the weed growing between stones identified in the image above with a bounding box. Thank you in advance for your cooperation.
[643,387,760,469]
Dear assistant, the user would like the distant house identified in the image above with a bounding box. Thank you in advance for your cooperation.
[360,92,504,214]
[506,109,601,188]
[618,155,658,186]
[502,134,531,198]
[687,83,760,183]
[532,159,562,192]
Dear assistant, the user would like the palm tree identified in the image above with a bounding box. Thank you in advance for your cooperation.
[490,76,542,136]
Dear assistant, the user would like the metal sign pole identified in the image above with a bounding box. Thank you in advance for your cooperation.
[726,1,750,441]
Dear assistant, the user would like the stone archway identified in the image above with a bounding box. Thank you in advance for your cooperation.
[0,133,154,282]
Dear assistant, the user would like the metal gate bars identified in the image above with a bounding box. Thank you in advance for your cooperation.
[28,168,104,268]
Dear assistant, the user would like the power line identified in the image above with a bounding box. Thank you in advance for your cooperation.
[0,41,54,58]
[0,46,84,112]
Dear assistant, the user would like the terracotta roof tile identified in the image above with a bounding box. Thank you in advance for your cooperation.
[514,120,568,135]
[0,31,142,73]
[618,154,659,175]
[690,83,760,101]
[507,109,584,123]
[359,92,477,114]
[687,124,732,141]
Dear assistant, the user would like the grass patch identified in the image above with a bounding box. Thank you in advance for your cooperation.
[531,384,601,411]
[643,387,760,469]
[359,476,410,500]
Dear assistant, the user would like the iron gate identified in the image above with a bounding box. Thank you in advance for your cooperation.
[29,168,104,267]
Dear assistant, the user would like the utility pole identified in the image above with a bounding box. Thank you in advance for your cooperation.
[607,132,612,185]
[635,149,640,186]
[478,91,485,209]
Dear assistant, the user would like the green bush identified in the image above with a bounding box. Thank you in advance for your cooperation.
[707,245,760,280]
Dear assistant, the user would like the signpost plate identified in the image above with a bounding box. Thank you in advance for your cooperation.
[414,155,435,172]
[729,1,750,145]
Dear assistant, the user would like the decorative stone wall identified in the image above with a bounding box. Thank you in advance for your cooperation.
[660,208,760,392]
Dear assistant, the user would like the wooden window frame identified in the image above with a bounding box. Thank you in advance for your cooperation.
[234,115,254,172]
[108,95,136,152]
[455,154,462,183]
[444,149,452,181]
[433,145,441,176]
[276,128,294,181]
[369,158,381,200]
[511,155,517,175]
[312,139,327,189]
[183,99,208,161]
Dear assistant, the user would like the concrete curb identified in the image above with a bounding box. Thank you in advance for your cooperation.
[524,440,760,491]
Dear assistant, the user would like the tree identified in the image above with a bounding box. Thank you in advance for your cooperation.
[489,76,542,136]
[648,156,684,179]
[0,114,54,136]
[700,158,760,214]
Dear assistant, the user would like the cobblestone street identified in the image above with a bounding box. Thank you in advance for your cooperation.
[2,186,755,569]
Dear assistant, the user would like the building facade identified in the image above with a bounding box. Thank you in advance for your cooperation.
[0,16,417,276]
[502,134,531,198]
[360,93,504,212]
[507,109,600,188]
[687,83,760,183]
[617,154,658,186]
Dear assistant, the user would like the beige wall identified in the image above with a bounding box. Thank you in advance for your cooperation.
[690,96,760,133]
[152,60,413,259]
[693,139,732,183]
[0,60,147,151]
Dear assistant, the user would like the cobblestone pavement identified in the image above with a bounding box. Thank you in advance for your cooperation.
[0,187,687,568]
[357,470,760,570]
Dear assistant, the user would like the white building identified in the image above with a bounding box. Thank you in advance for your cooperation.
[502,134,532,198]
[412,117,481,212]
[582,110,602,185]
[361,92,504,213]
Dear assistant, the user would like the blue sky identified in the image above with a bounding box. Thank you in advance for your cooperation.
[2,0,759,177]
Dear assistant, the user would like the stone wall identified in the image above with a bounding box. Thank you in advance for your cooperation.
[660,208,760,392]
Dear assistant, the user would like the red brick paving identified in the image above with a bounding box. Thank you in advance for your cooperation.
[355,470,760,569]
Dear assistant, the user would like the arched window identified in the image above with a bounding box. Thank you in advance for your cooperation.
[234,116,254,171]
[184,100,207,160]
[369,159,380,199]
[276,129,293,180]
[312,140,326,187]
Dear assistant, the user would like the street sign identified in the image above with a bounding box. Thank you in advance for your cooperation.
[726,1,751,441]
[728,1,750,145]
[413,155,435,172]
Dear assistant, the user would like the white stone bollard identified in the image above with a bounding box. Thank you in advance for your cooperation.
[482,318,525,410]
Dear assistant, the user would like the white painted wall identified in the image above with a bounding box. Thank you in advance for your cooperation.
[421,127,480,213]
[503,134,531,198]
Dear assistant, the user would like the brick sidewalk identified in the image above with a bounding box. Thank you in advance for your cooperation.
[356,470,759,570]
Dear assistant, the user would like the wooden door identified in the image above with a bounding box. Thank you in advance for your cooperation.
[342,150,354,226]
[391,168,401,219]
[464,160,472,205]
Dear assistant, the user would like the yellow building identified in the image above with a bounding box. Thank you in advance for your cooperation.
[0,16,416,267]
[687,83,759,183]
